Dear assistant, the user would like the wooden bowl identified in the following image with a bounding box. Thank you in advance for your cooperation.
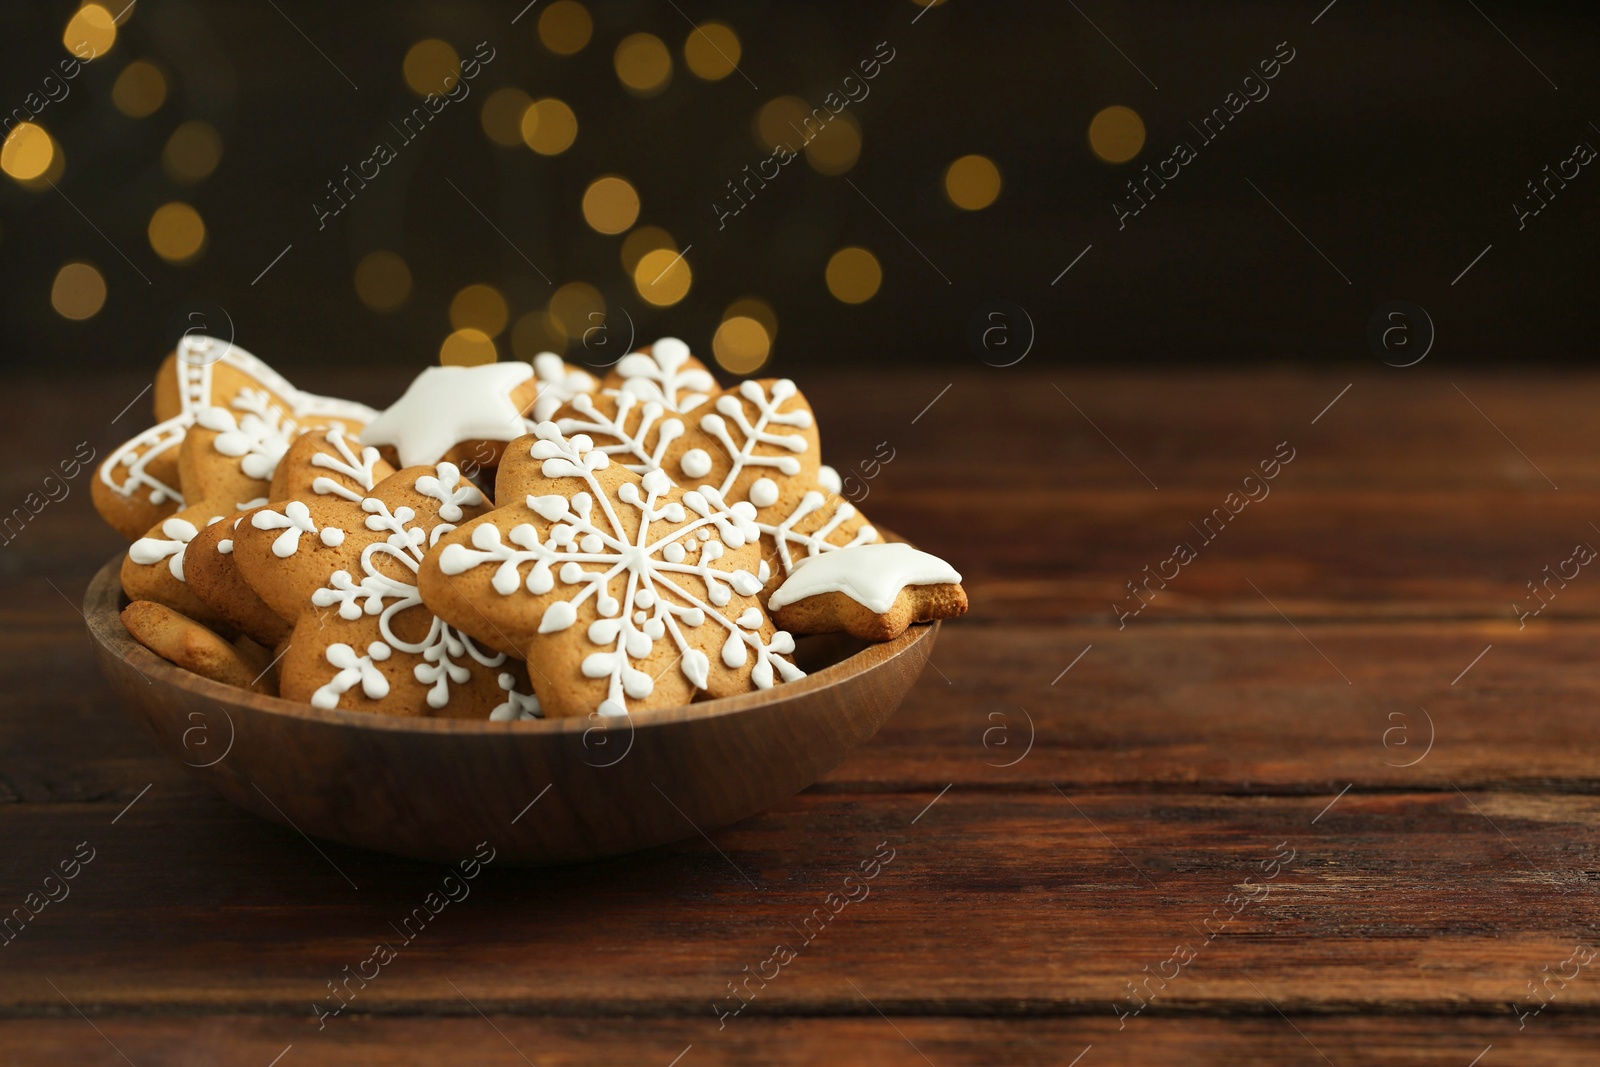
[82,556,937,865]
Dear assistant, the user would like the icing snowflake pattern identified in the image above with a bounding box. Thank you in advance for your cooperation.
[437,425,803,716]
[303,484,503,711]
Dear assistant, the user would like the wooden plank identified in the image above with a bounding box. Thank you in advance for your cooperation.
[0,791,1593,1013]
[0,620,1574,799]
[0,1015,1585,1067]
[4,619,1598,800]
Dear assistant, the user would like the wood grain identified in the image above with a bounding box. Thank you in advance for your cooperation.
[2,369,1598,1061]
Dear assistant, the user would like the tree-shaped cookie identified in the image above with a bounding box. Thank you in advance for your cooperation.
[545,338,713,472]
[93,335,375,539]
[418,424,802,719]
[232,458,532,717]
[666,378,879,597]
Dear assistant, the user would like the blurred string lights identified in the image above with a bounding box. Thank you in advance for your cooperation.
[13,0,1147,376]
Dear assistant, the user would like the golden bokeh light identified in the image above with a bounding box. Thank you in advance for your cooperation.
[481,88,532,147]
[620,225,675,274]
[712,316,771,375]
[614,33,672,97]
[162,121,222,183]
[755,95,809,150]
[521,98,578,155]
[944,154,1002,210]
[581,176,641,235]
[2,123,57,183]
[148,202,206,264]
[1089,105,1146,164]
[512,310,568,359]
[403,39,460,96]
[724,297,777,341]
[684,22,741,81]
[825,247,881,304]
[63,4,116,58]
[548,281,605,339]
[804,115,861,175]
[539,1,593,55]
[440,328,497,367]
[51,262,106,320]
[112,60,166,117]
[450,283,509,337]
[634,248,691,307]
[354,251,412,312]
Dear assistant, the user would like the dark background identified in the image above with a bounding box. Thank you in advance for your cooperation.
[3,0,1598,377]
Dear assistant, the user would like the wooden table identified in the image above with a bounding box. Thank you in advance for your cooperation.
[3,369,1597,1064]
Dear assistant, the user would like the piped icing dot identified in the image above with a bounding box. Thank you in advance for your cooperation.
[749,477,779,509]
[681,448,712,479]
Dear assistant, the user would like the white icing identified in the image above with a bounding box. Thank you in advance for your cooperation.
[98,336,376,510]
[436,424,803,716]
[748,477,779,508]
[313,641,391,710]
[361,362,536,468]
[757,490,877,578]
[252,500,323,558]
[489,671,543,721]
[127,514,223,581]
[817,464,842,495]
[529,352,599,423]
[698,379,811,496]
[305,469,505,710]
[555,390,684,474]
[681,448,712,479]
[414,463,484,522]
[615,338,715,413]
[767,542,961,614]
[309,425,384,502]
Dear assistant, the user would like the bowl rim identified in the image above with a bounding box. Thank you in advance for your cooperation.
[84,554,939,735]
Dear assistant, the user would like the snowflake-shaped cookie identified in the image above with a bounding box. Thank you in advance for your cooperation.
[232,460,535,717]
[93,335,375,540]
[418,423,802,719]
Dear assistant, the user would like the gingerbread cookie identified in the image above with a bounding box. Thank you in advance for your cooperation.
[122,504,229,624]
[767,542,966,641]
[231,459,533,717]
[120,600,275,693]
[179,427,396,647]
[668,378,879,597]
[418,423,803,719]
[93,335,375,540]
[602,337,716,413]
[528,352,599,423]
[545,338,716,473]
[360,362,539,469]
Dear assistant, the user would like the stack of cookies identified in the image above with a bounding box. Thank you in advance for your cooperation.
[98,334,966,721]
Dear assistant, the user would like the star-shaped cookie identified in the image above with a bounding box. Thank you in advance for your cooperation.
[360,362,540,469]
[93,335,375,540]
